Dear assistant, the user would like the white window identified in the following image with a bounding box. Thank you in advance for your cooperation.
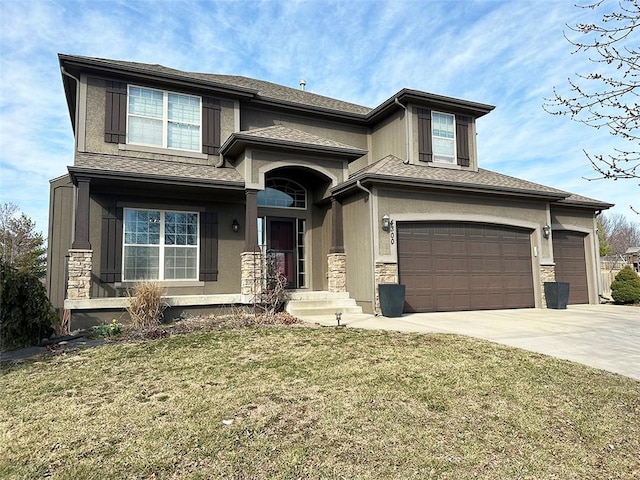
[432,112,455,163]
[123,209,199,281]
[127,86,201,152]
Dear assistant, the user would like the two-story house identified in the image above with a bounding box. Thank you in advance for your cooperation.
[48,54,612,329]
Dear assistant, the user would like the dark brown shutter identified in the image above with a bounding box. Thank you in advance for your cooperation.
[199,212,218,281]
[456,116,470,167]
[202,97,221,155]
[100,206,123,283]
[104,82,127,143]
[417,108,433,162]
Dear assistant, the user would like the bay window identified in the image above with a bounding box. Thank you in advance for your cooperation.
[123,209,199,281]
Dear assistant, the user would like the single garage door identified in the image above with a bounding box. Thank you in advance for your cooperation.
[397,222,535,312]
[553,230,589,304]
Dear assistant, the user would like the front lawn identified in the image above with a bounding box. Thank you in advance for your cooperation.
[1,326,638,479]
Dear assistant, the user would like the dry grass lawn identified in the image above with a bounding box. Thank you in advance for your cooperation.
[1,325,639,479]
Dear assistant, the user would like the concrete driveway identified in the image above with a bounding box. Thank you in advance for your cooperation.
[308,304,640,380]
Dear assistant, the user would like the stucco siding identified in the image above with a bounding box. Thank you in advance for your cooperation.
[86,187,246,299]
[82,76,234,166]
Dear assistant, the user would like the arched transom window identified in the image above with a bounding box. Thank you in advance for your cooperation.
[257,178,307,209]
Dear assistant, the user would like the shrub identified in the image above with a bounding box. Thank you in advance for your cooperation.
[126,281,168,329]
[610,266,640,304]
[0,261,58,350]
[90,319,123,338]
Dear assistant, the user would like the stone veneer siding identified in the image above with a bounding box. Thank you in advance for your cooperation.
[327,253,347,292]
[539,264,556,308]
[241,251,264,298]
[374,262,398,311]
[67,249,93,300]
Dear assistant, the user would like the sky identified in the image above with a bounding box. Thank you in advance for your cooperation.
[0,0,638,235]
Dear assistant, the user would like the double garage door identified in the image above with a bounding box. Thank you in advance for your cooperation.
[397,222,535,312]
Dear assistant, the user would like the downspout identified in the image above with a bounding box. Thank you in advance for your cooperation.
[394,97,411,163]
[356,180,379,315]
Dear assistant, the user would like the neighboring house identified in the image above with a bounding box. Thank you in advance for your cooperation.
[625,247,640,273]
[48,54,613,329]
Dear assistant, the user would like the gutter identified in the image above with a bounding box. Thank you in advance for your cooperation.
[60,67,80,146]
[356,180,379,316]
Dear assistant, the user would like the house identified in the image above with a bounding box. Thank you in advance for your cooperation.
[48,54,613,329]
[625,247,640,273]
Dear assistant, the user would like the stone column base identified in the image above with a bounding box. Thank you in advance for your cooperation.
[374,262,398,312]
[241,251,264,300]
[327,253,347,292]
[67,249,93,300]
[540,264,556,308]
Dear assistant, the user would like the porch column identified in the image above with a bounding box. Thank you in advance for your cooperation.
[244,189,259,252]
[72,176,91,249]
[241,189,263,299]
[328,196,347,292]
[67,176,93,300]
[329,196,345,254]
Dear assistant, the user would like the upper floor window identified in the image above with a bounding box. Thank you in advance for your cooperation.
[417,108,470,167]
[431,112,455,163]
[257,179,307,209]
[127,86,201,152]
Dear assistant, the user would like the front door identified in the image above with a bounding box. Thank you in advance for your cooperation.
[267,218,296,287]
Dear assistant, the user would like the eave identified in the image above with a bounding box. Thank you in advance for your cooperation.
[332,173,569,202]
[220,132,368,160]
[67,166,245,190]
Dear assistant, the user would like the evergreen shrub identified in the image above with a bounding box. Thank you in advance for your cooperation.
[610,266,640,304]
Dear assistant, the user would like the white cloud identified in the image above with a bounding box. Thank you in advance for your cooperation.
[0,0,636,235]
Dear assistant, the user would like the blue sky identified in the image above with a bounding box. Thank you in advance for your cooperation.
[0,0,637,234]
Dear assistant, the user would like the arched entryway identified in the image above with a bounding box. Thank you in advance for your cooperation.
[256,167,334,289]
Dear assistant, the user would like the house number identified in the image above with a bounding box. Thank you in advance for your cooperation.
[390,221,395,245]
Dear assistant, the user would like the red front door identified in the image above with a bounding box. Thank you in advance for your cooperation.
[267,218,296,287]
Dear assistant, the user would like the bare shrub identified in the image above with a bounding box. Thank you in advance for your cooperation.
[257,252,291,316]
[126,282,168,330]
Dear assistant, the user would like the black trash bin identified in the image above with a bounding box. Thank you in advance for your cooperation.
[378,283,405,317]
[544,282,570,309]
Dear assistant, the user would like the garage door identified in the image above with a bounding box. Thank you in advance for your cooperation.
[553,230,589,304]
[397,222,535,312]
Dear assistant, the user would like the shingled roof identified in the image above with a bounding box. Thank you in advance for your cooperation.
[221,125,367,159]
[70,152,244,187]
[59,55,371,116]
[339,155,568,200]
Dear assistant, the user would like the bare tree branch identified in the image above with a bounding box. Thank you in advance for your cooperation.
[544,0,640,186]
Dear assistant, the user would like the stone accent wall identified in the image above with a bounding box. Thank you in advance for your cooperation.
[67,249,93,300]
[241,251,264,298]
[327,253,347,292]
[540,264,556,308]
[374,262,398,311]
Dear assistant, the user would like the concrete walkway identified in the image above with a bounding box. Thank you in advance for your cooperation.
[305,304,640,380]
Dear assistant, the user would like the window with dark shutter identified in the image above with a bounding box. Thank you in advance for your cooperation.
[104,82,127,144]
[202,97,221,155]
[456,116,470,167]
[100,206,123,283]
[417,108,433,162]
[199,212,219,281]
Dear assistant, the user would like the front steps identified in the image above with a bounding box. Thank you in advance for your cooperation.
[286,291,363,317]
